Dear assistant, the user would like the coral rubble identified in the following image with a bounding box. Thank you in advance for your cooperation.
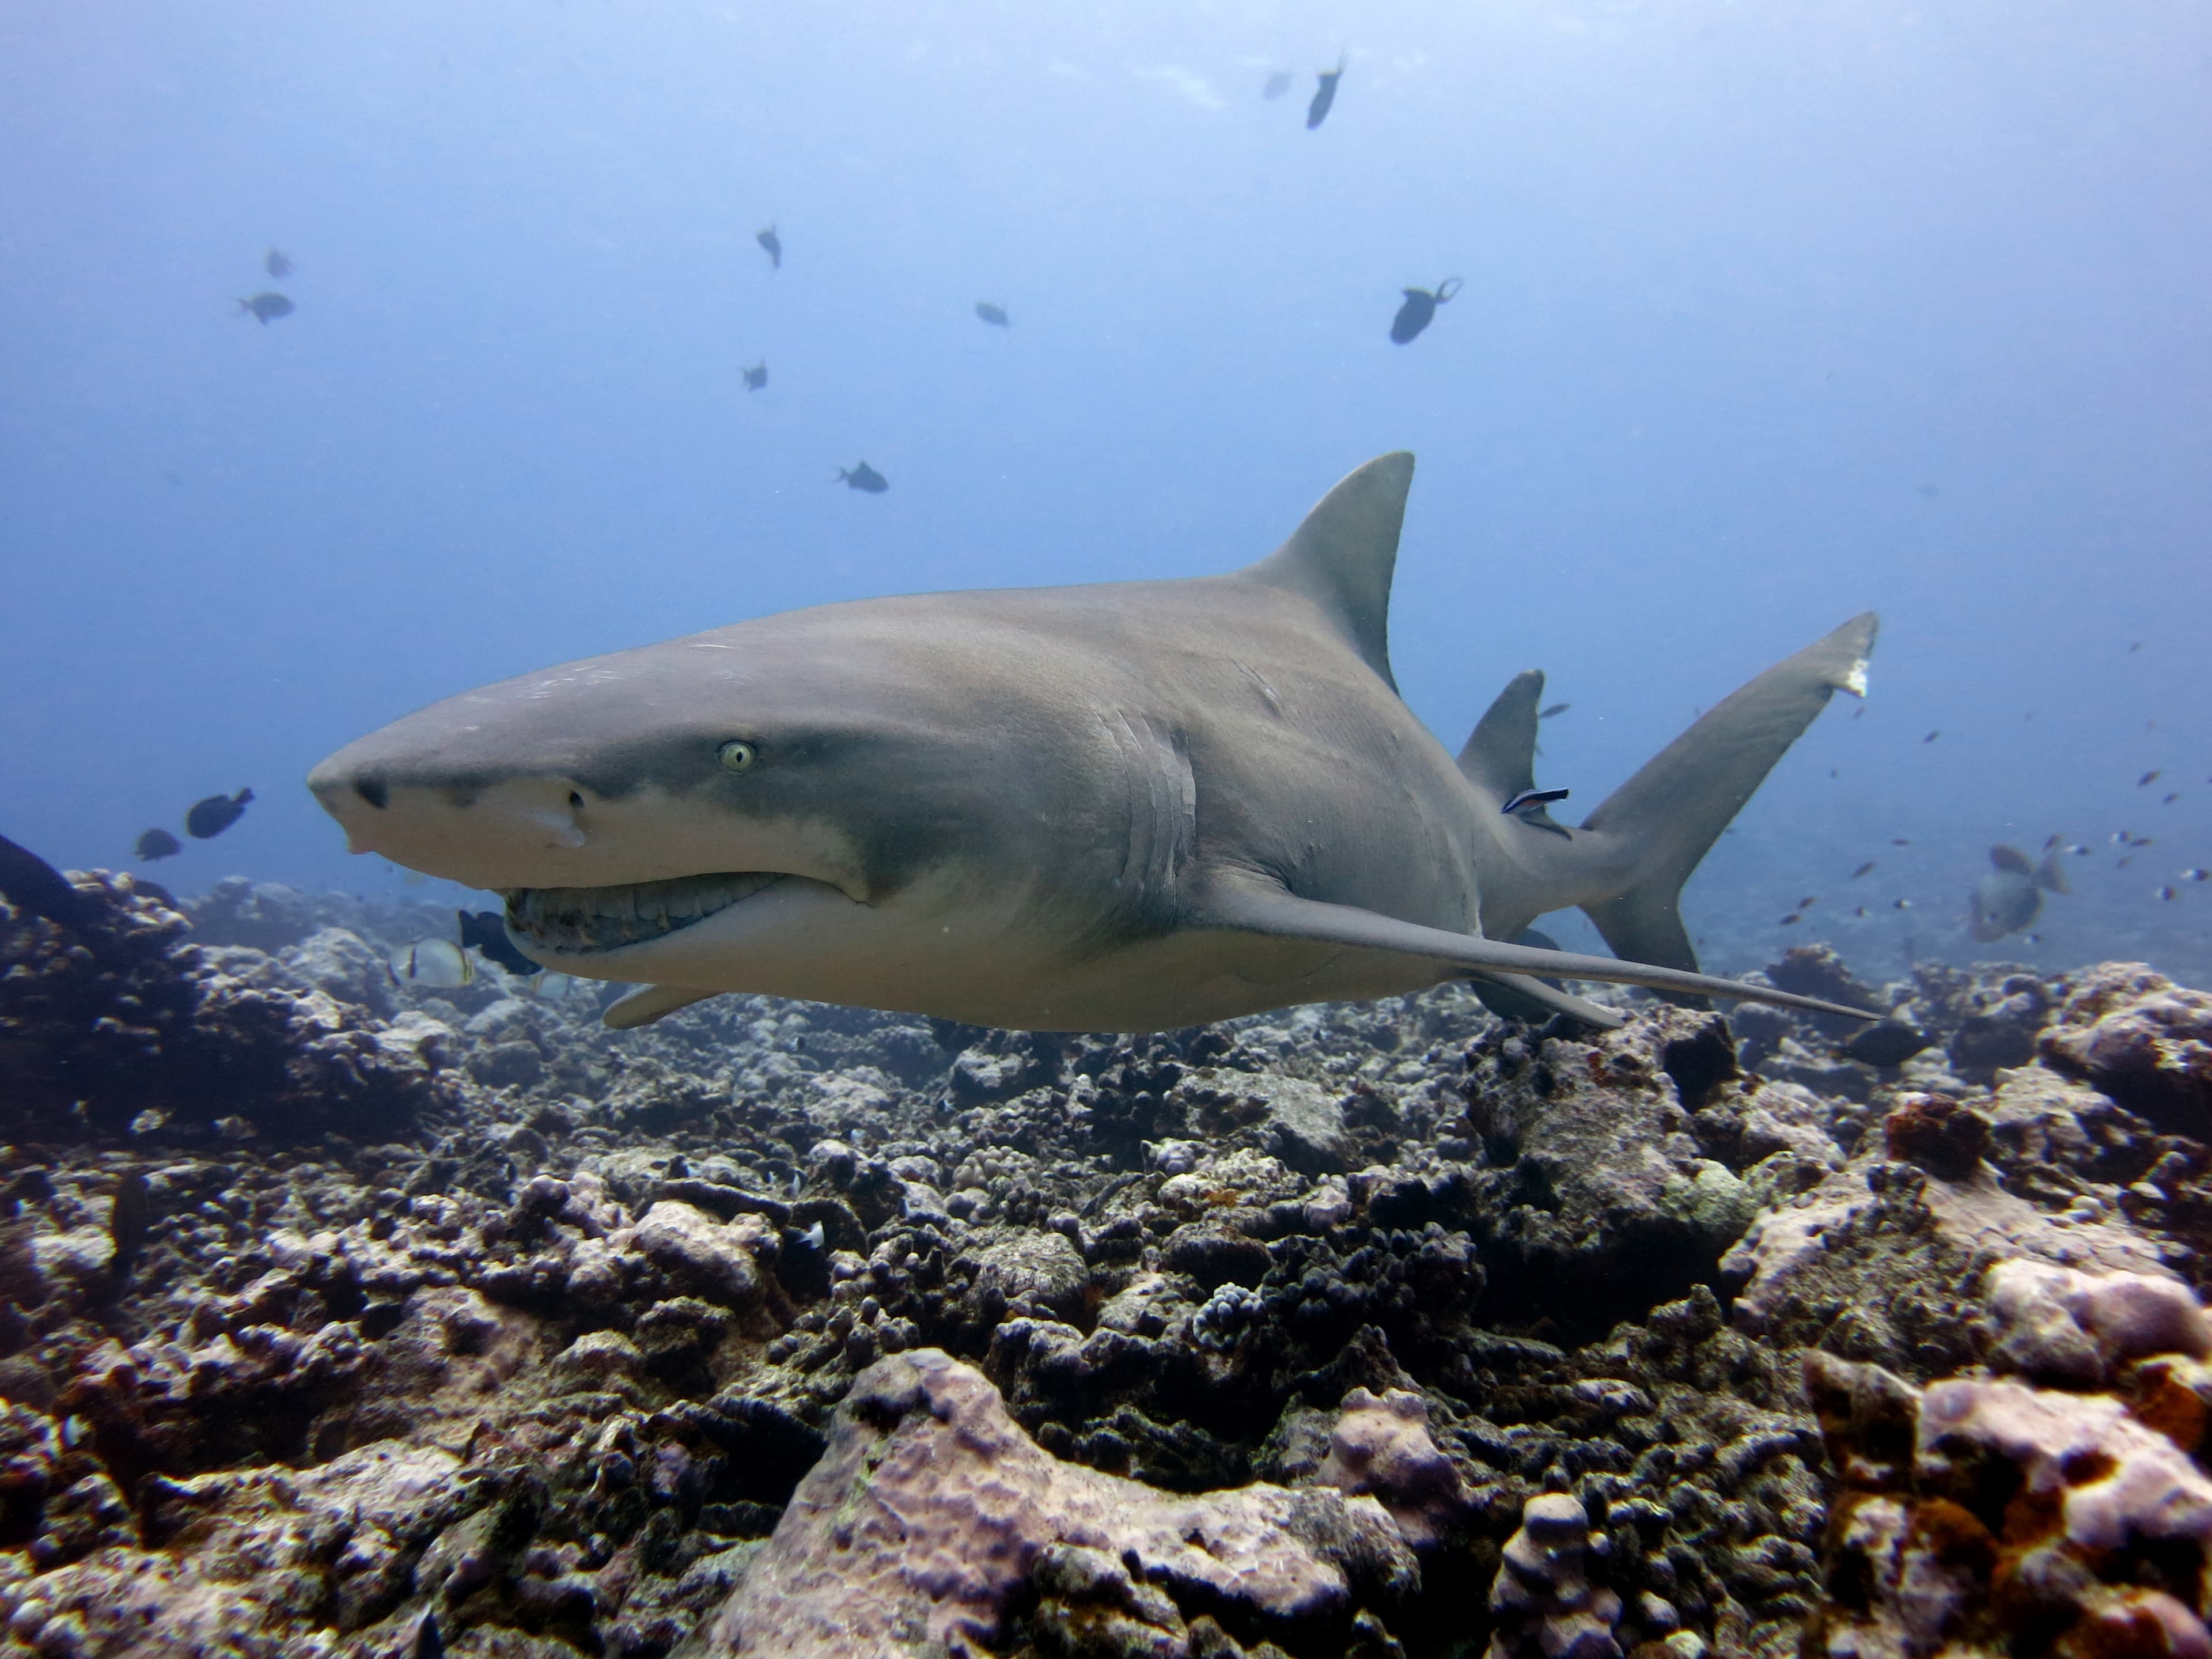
[5,869,2212,1657]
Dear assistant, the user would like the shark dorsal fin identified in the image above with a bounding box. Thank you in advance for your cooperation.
[1457,669,1544,800]
[1245,452,1412,691]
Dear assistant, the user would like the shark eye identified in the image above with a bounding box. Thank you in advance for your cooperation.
[717,740,759,774]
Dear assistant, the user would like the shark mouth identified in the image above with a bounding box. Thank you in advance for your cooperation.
[505,872,785,954]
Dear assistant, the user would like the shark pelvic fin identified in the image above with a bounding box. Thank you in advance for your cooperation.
[1578,612,1877,998]
[1199,878,1878,1022]
[604,983,717,1031]
[1244,452,1413,692]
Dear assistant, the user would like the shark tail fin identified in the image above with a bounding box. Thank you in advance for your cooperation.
[1577,612,1877,995]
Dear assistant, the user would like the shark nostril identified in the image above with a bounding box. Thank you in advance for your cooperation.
[354,778,390,810]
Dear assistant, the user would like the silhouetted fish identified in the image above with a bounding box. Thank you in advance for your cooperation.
[1389,279,1461,344]
[1971,843,2067,942]
[185,789,253,840]
[975,302,1010,328]
[1539,702,1570,719]
[836,461,888,494]
[1306,57,1344,128]
[0,834,98,929]
[135,828,182,862]
[109,1171,149,1281]
[743,361,767,392]
[1839,1021,1931,1068]
[2139,770,2162,786]
[264,249,292,278]
[1263,70,1293,100]
[237,293,293,324]
[460,909,541,976]
[757,225,782,270]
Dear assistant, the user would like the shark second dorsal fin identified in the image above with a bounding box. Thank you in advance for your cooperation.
[1245,452,1413,691]
[1457,669,1544,800]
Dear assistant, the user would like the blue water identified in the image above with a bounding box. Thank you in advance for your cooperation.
[5,1,2208,984]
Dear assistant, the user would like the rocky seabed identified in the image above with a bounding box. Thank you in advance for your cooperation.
[3,873,2212,1658]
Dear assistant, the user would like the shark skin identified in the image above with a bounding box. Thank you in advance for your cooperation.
[308,453,1878,1033]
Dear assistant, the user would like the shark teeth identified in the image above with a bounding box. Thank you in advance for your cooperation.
[506,873,782,954]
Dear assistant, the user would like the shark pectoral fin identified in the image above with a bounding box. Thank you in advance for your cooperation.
[603,984,718,1031]
[1196,879,1878,1022]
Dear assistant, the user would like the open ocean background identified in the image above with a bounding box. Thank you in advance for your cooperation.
[3,0,2207,990]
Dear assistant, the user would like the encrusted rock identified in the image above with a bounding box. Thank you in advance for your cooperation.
[695,1349,1416,1656]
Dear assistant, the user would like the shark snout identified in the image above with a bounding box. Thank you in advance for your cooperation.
[308,744,604,884]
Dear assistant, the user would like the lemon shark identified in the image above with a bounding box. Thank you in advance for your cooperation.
[309,454,1877,1033]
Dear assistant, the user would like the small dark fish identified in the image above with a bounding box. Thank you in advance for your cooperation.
[743,361,767,392]
[1306,56,1345,128]
[1798,896,1816,908]
[1854,906,1868,917]
[1892,838,1911,846]
[415,1611,445,1659]
[1971,842,2067,942]
[2159,885,2179,901]
[135,828,183,862]
[185,789,253,840]
[975,302,1010,328]
[109,1171,149,1281]
[1262,70,1293,100]
[1851,861,1876,879]
[2183,868,2210,882]
[2130,642,2143,652]
[1501,787,1570,816]
[1539,702,1570,719]
[1893,898,1914,910]
[836,461,888,494]
[0,833,99,929]
[1922,730,1939,743]
[237,293,294,324]
[264,248,292,278]
[2164,793,2180,805]
[1779,914,1801,926]
[1388,278,1461,345]
[2140,770,2162,786]
[1839,1021,1932,1069]
[459,910,541,976]
[2132,836,2155,847]
[757,225,782,270]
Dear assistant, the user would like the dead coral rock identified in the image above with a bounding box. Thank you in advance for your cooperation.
[1946,971,2052,1084]
[1724,1153,2168,1380]
[1460,1005,1772,1334]
[695,1348,1417,1657]
[1173,1067,1358,1176]
[1985,1259,2210,1388]
[1881,1092,1990,1182]
[2040,964,2212,1135]
[631,1200,772,1312]
[1484,1492,1622,1659]
[1316,1388,1469,1547]
[1802,1350,2212,1659]
[0,872,458,1142]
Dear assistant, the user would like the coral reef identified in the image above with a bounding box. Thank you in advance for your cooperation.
[3,869,2212,1657]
